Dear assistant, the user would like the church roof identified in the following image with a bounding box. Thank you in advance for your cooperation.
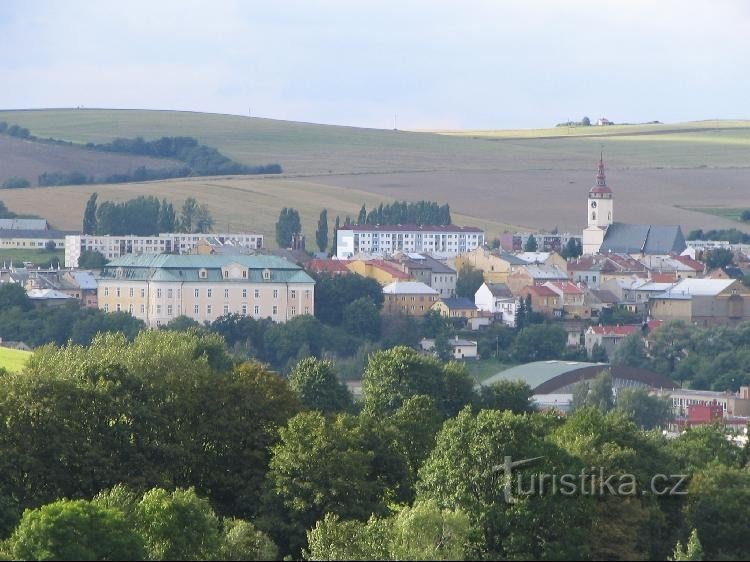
[599,223,686,255]
[589,156,612,195]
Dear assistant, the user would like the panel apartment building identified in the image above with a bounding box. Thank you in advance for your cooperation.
[335,224,484,260]
[65,232,264,268]
[97,254,314,328]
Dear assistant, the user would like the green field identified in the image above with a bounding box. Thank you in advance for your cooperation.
[0,347,31,373]
[678,206,750,223]
[0,248,63,267]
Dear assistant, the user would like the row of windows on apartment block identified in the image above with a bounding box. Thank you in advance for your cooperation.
[103,303,310,317]
[103,287,311,300]
[353,233,480,238]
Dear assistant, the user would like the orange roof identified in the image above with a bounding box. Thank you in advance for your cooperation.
[672,255,705,272]
[367,259,411,279]
[651,273,677,283]
[527,285,559,297]
[306,259,352,274]
[590,325,640,336]
[547,281,584,295]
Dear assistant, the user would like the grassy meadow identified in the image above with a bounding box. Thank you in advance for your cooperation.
[0,347,31,373]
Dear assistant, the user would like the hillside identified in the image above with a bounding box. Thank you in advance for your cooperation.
[0,135,180,186]
[0,109,748,243]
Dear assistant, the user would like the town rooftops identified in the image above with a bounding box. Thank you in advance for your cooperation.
[654,278,738,299]
[27,288,75,300]
[99,254,315,284]
[382,281,439,295]
[486,283,513,298]
[588,324,641,337]
[520,264,569,279]
[545,281,584,295]
[588,289,620,304]
[439,297,477,310]
[516,252,551,264]
[306,259,352,274]
[347,224,483,233]
[526,285,559,297]
[600,223,687,255]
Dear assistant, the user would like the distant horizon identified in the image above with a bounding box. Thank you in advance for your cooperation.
[1,106,747,133]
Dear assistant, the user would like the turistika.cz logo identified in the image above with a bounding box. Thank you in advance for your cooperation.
[492,455,689,504]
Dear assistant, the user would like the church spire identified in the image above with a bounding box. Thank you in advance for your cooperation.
[595,152,607,187]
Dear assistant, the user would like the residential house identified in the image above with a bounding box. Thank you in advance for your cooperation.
[543,281,590,319]
[391,253,457,298]
[518,285,562,317]
[585,288,620,319]
[584,324,642,359]
[347,259,412,286]
[649,278,750,326]
[454,248,526,283]
[96,254,315,328]
[27,288,76,307]
[506,264,569,296]
[516,251,568,270]
[382,281,439,316]
[475,282,518,327]
[431,297,478,320]
[420,336,478,360]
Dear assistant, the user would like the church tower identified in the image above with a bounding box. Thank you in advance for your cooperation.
[582,155,613,254]
[587,155,613,228]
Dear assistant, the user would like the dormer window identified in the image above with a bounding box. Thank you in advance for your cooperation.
[115,267,124,279]
[242,270,247,278]
[262,268,271,281]
[199,268,208,279]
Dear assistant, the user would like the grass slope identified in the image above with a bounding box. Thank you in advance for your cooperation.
[0,109,748,240]
[0,347,31,373]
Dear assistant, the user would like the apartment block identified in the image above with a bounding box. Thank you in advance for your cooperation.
[336,225,484,259]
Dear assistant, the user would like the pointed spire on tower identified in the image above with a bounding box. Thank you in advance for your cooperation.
[595,152,607,187]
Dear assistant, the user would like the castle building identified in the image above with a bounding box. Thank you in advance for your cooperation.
[581,157,686,256]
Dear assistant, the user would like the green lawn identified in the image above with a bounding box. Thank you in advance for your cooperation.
[0,248,63,267]
[0,347,31,373]
[678,206,750,223]
[464,359,515,383]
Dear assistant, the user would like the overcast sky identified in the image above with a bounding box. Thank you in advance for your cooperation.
[1,0,748,129]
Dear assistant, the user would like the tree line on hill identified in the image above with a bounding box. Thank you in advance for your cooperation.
[687,227,750,244]
[0,122,282,187]
[275,200,452,253]
[0,327,745,560]
[82,193,214,236]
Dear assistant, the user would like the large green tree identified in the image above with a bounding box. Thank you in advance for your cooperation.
[82,192,98,234]
[315,209,328,253]
[288,357,353,414]
[4,499,143,561]
[512,324,566,362]
[276,207,302,248]
[417,408,592,560]
[455,265,484,299]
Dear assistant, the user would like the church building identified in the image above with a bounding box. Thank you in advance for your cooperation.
[581,157,686,256]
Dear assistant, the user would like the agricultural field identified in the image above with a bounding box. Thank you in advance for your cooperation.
[678,206,750,223]
[0,109,748,242]
[0,347,31,373]
[0,135,179,187]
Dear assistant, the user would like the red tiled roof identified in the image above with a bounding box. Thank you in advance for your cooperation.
[672,255,705,271]
[589,324,640,336]
[646,319,664,331]
[307,259,352,274]
[347,224,483,233]
[527,285,559,297]
[547,281,584,294]
[366,260,411,279]
[651,273,677,283]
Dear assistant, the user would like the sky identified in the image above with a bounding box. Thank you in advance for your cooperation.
[1,0,749,129]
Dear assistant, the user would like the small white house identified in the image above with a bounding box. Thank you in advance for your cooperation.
[475,282,518,327]
[420,336,478,360]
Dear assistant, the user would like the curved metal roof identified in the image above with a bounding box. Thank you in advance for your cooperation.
[481,361,677,393]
